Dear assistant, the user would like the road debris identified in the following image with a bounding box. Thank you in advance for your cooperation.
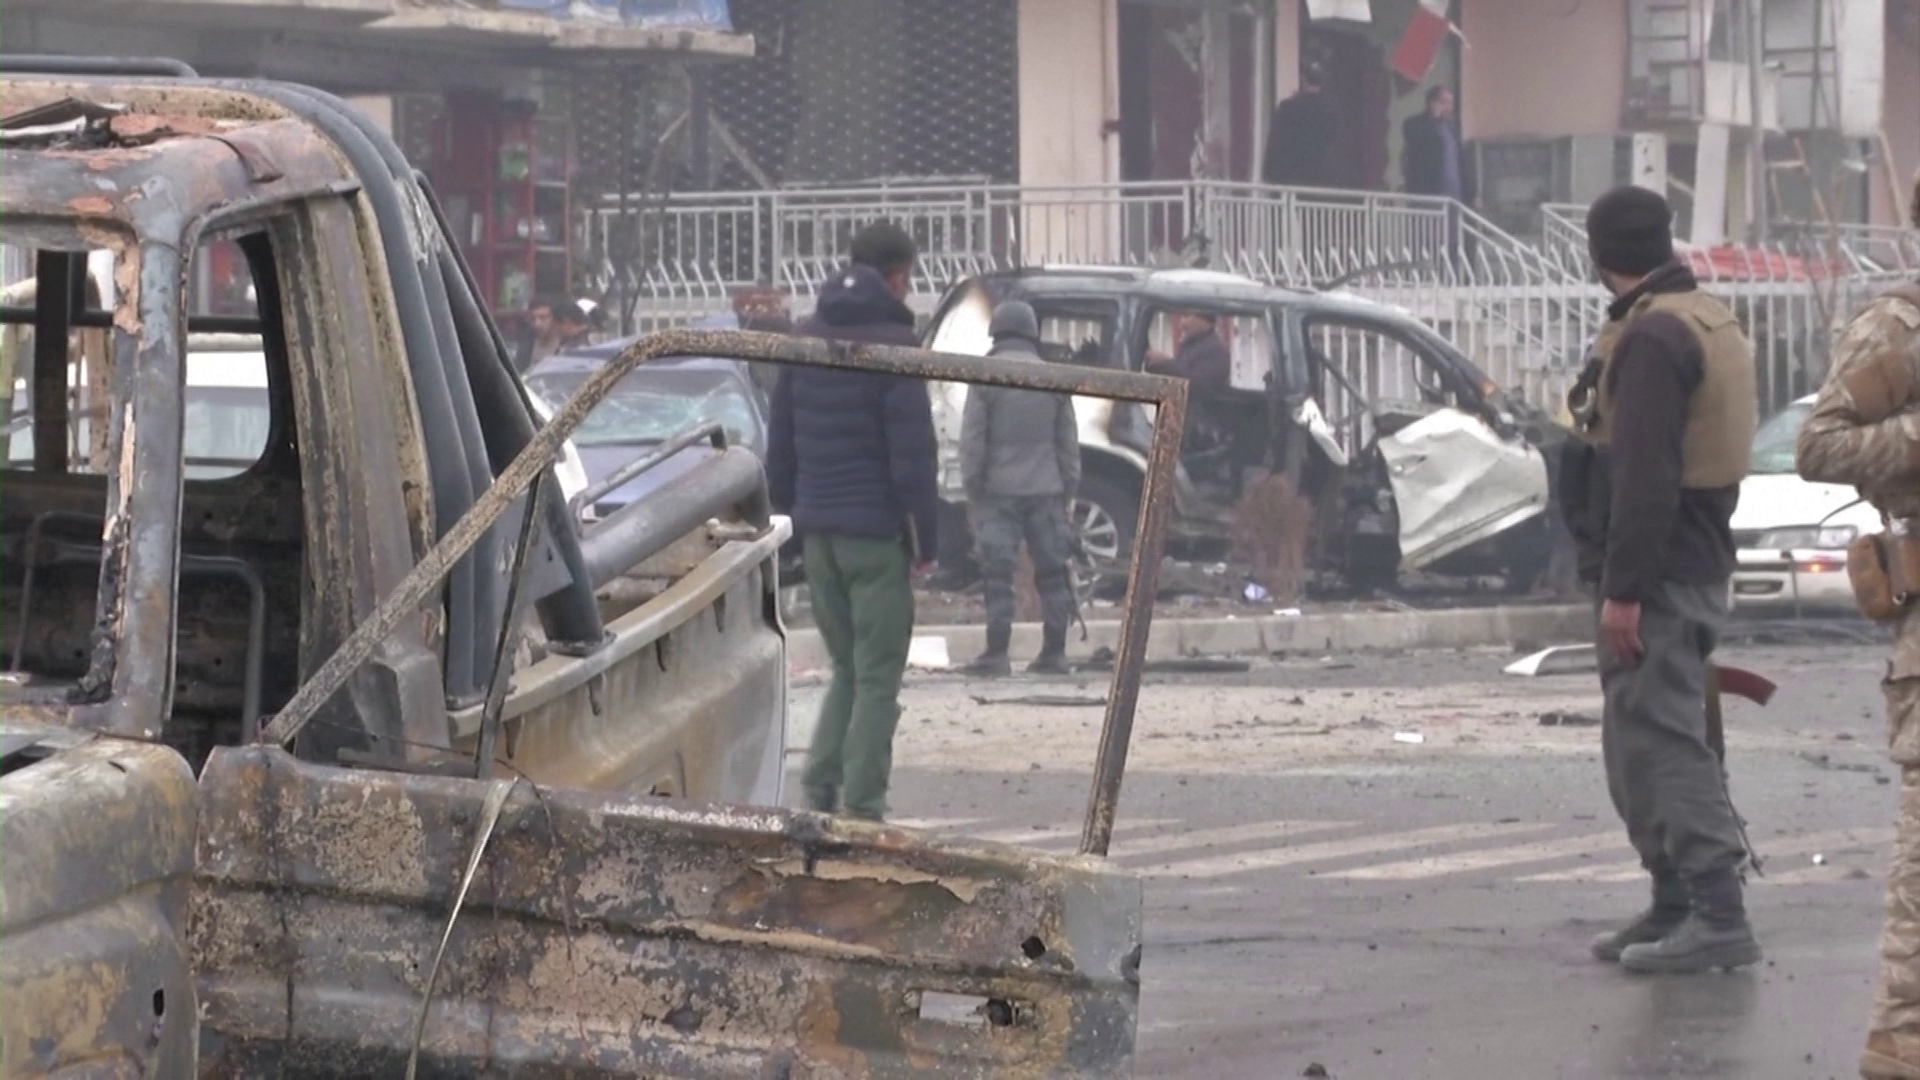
[1799,751,1881,774]
[970,694,1108,708]
[1538,710,1601,727]
[907,635,953,670]
[1080,646,1253,675]
[1504,643,1597,676]
[1392,731,1426,745]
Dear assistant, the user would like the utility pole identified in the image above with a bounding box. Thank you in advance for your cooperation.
[1746,0,1769,240]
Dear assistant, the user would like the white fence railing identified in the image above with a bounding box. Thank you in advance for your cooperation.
[584,180,1912,419]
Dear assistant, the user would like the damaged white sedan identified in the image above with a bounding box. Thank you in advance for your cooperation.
[922,267,1561,593]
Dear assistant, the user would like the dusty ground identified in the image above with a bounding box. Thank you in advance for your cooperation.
[785,577,1563,628]
[790,626,1899,1078]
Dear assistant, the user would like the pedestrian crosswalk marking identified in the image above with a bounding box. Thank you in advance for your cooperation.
[1136,822,1552,880]
[974,825,1085,846]
[1329,831,1629,881]
[880,813,1888,889]
[1113,819,1350,858]
[946,819,1179,849]
[1516,828,1893,884]
[892,817,988,831]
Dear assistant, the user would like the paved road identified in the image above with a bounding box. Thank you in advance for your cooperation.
[793,630,1896,1079]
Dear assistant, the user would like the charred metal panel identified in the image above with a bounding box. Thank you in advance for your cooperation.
[193,745,1140,1078]
[451,524,790,805]
[0,730,200,1078]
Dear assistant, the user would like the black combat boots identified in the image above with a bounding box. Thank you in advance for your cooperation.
[1590,873,1690,963]
[1027,623,1070,675]
[962,624,1013,678]
[1617,869,1762,974]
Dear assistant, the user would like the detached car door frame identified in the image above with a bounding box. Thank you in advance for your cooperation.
[1292,308,1550,571]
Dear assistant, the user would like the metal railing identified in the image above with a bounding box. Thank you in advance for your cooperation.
[1535,206,1916,417]
[583,180,1913,419]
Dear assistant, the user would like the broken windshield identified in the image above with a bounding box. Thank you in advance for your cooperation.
[527,366,762,451]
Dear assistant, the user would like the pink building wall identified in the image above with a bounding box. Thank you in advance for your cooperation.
[1877,19,1920,226]
[1017,0,1119,187]
[1458,0,1629,140]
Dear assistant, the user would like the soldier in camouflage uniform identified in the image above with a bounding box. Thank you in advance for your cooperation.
[959,301,1082,677]
[1795,171,1920,1080]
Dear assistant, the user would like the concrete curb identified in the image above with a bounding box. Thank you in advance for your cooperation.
[784,603,1591,673]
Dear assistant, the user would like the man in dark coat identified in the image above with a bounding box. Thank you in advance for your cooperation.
[1147,310,1238,483]
[1403,84,1475,259]
[767,221,939,822]
[1262,63,1339,188]
[1402,85,1473,203]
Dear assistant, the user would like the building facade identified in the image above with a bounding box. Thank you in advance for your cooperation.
[2,0,753,324]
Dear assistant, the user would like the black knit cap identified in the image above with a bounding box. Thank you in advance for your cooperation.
[1586,185,1676,277]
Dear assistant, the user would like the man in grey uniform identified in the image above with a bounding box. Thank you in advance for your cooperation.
[1559,186,1760,974]
[959,301,1081,676]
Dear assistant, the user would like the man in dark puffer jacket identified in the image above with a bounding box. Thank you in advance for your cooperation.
[768,221,939,822]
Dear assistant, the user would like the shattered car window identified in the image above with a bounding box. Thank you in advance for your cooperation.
[1142,309,1274,391]
[1038,310,1118,368]
[1304,318,1462,455]
[529,367,761,451]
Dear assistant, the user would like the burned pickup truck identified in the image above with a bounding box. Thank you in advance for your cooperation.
[927,267,1564,593]
[0,61,1176,1079]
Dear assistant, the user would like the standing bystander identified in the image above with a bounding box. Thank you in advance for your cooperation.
[514,297,561,372]
[958,301,1081,677]
[767,221,939,822]
[1262,63,1338,188]
[1559,185,1761,975]
[1401,85,1475,257]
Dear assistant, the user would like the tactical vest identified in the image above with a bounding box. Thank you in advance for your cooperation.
[1581,288,1758,490]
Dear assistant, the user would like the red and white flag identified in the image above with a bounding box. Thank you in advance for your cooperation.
[1391,0,1456,83]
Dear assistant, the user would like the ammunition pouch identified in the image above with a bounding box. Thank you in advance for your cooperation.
[1849,530,1920,621]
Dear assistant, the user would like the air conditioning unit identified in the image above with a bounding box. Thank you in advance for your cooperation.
[1471,133,1670,238]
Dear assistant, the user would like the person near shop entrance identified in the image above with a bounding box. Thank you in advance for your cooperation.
[958,300,1081,678]
[1402,86,1470,202]
[553,298,599,353]
[1402,85,1475,258]
[1559,184,1761,975]
[1262,62,1339,188]
[514,297,562,371]
[767,220,939,823]
[1793,170,1920,1080]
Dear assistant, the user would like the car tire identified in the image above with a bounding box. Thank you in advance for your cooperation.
[1072,475,1139,600]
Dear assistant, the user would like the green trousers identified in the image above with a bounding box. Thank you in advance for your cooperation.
[801,532,915,820]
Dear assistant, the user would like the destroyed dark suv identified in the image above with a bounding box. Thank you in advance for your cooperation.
[925,267,1563,592]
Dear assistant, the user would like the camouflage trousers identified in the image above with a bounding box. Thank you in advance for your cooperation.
[974,495,1076,632]
[1868,675,1920,1074]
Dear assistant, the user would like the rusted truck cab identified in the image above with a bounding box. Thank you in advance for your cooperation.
[4,63,1160,1079]
[1,67,786,1073]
